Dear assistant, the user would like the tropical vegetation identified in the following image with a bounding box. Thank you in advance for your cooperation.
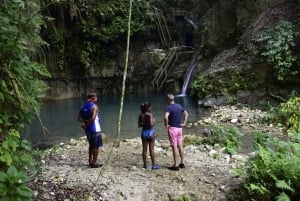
[0,0,300,200]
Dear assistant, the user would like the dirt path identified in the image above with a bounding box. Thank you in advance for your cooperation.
[30,105,284,201]
[33,137,243,201]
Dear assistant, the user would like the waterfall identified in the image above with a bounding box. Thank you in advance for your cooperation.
[177,17,197,97]
[178,54,196,97]
[184,17,198,29]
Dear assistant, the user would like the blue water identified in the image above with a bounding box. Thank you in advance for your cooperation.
[22,94,207,147]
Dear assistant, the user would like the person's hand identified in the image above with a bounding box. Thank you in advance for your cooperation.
[81,124,86,130]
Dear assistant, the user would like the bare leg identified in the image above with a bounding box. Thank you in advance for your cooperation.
[171,145,178,167]
[142,138,148,167]
[149,135,156,165]
[88,146,93,165]
[92,148,99,165]
[178,144,184,164]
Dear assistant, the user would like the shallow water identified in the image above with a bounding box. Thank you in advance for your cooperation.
[22,94,209,147]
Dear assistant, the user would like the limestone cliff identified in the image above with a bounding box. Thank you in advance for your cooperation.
[42,0,300,100]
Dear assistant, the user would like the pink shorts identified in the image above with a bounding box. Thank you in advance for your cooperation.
[167,127,183,146]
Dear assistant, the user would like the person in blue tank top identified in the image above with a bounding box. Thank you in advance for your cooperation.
[78,92,103,168]
[138,102,159,170]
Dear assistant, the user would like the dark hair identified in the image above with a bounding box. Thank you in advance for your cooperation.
[87,93,97,99]
[140,101,151,113]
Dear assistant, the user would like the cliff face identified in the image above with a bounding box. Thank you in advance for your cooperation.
[42,0,300,100]
[194,1,300,99]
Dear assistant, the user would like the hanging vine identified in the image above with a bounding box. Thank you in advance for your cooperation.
[41,0,154,71]
[88,0,133,197]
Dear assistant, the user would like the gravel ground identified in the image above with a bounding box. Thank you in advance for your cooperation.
[30,105,284,201]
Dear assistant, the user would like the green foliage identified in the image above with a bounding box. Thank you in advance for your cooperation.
[253,131,270,149]
[254,21,298,80]
[0,166,33,201]
[175,192,201,201]
[225,95,237,105]
[203,125,243,155]
[0,130,34,172]
[279,96,300,135]
[179,194,192,201]
[258,99,272,111]
[263,95,300,136]
[0,0,50,136]
[261,94,300,133]
[44,0,155,69]
[0,1,50,198]
[84,0,150,41]
[261,104,285,129]
[231,133,300,201]
[191,70,260,99]
[276,192,291,201]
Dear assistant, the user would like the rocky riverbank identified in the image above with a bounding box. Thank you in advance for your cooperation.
[30,104,285,201]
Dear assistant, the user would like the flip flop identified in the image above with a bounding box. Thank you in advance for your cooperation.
[152,164,159,170]
[168,166,179,171]
[90,163,102,168]
[179,163,185,168]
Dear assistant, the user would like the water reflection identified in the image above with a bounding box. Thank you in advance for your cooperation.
[22,94,208,148]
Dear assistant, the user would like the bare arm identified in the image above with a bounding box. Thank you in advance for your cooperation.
[149,113,155,127]
[138,114,143,127]
[181,110,188,126]
[164,112,169,128]
[78,111,84,122]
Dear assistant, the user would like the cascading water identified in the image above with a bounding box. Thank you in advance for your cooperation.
[178,54,196,96]
[184,17,198,29]
[177,17,197,97]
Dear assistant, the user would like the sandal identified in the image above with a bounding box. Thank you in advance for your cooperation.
[168,166,179,171]
[179,163,185,168]
[90,163,102,168]
[151,164,159,170]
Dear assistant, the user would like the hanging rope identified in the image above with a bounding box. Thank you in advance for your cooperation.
[87,1,133,198]
[115,0,133,148]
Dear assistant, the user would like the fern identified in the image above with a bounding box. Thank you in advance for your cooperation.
[276,192,291,201]
[204,125,243,155]
[276,180,294,192]
[247,183,269,194]
[232,133,300,200]
[258,145,272,167]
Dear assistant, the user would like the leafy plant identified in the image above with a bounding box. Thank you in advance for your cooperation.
[253,131,270,149]
[204,125,243,155]
[0,0,50,137]
[177,192,201,201]
[43,0,155,70]
[0,129,34,172]
[230,133,300,201]
[191,70,260,99]
[254,21,298,80]
[0,166,33,201]
[279,96,300,135]
[0,1,50,199]
[258,99,272,111]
